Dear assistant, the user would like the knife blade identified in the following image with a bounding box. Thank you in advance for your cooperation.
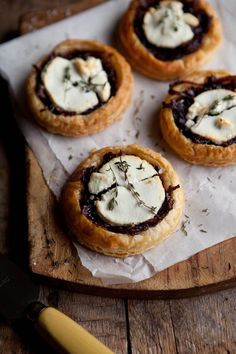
[0,254,39,321]
[0,255,114,354]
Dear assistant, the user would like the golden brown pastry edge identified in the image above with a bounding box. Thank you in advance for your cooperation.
[118,0,222,81]
[60,144,185,258]
[160,70,236,166]
[26,39,133,137]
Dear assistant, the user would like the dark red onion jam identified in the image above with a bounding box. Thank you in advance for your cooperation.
[34,50,117,116]
[163,75,236,146]
[133,0,211,61]
[80,152,179,235]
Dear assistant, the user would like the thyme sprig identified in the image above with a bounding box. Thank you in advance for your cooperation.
[76,78,106,93]
[107,165,118,211]
[208,95,236,116]
[114,157,157,215]
[191,94,236,128]
[62,66,106,94]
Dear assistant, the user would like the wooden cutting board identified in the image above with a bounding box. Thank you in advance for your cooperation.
[22,0,236,298]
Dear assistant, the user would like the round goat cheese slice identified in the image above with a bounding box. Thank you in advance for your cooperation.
[143,1,198,49]
[88,155,166,226]
[41,56,111,114]
[186,89,236,144]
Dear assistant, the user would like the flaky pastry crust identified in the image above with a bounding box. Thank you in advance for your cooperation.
[60,144,184,258]
[26,39,133,136]
[119,0,222,80]
[160,70,236,166]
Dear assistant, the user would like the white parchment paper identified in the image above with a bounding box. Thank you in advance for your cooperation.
[0,0,236,285]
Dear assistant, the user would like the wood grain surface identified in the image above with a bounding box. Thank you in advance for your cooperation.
[0,1,236,353]
[128,290,236,354]
[27,148,236,298]
[19,0,108,34]
[23,0,236,297]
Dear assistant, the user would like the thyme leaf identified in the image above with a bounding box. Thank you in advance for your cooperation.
[136,162,145,170]
[115,157,157,215]
[63,66,71,82]
[107,165,119,211]
[115,158,130,174]
[108,196,118,211]
[223,95,234,101]
[200,229,207,233]
[181,220,188,236]
[208,99,221,116]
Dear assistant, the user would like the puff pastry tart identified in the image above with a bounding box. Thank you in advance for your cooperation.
[26,40,133,136]
[160,70,236,166]
[61,144,184,257]
[119,0,222,80]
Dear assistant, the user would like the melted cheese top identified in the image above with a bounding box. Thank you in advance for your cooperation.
[186,89,236,144]
[88,155,165,226]
[41,56,111,113]
[143,1,199,49]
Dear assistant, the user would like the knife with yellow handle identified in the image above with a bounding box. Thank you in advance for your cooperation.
[0,255,114,354]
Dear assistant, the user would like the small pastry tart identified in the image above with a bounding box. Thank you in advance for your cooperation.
[61,144,184,257]
[26,39,133,136]
[160,70,236,166]
[119,0,222,80]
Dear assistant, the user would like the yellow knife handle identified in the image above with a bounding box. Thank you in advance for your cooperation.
[34,306,114,354]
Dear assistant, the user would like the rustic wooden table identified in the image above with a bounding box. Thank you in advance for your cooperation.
[1,1,236,353]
